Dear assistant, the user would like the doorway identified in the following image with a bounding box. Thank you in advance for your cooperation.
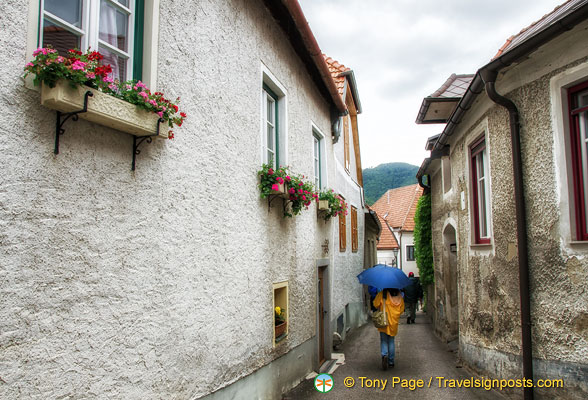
[442,223,459,340]
[318,266,326,364]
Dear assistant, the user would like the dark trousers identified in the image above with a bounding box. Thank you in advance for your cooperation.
[406,302,417,322]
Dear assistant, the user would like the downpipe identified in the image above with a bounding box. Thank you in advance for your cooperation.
[481,70,534,400]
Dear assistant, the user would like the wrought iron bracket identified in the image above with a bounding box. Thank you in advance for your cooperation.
[54,91,93,154]
[132,118,165,171]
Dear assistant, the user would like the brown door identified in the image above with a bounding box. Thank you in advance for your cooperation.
[318,267,326,364]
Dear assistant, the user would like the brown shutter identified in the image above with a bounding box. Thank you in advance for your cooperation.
[351,206,358,252]
[339,212,346,252]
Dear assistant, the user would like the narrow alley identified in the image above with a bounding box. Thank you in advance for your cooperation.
[284,312,503,399]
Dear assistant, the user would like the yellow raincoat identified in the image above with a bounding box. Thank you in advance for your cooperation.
[373,291,404,336]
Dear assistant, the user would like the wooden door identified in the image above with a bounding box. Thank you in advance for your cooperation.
[318,267,326,364]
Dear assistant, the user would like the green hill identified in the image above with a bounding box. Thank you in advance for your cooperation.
[363,163,419,205]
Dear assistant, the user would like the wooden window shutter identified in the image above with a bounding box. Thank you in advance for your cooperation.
[344,116,350,171]
[339,212,346,252]
[351,206,358,252]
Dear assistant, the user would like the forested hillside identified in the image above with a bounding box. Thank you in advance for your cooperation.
[363,162,419,205]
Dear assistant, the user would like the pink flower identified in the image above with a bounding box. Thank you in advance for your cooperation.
[149,100,157,106]
[71,60,86,70]
[298,189,303,194]
[103,76,114,83]
[108,83,118,91]
[268,168,274,175]
[276,177,284,184]
[272,184,279,191]
[25,62,34,68]
[135,81,147,89]
[33,48,48,56]
[85,72,96,79]
[157,111,163,118]
[302,195,306,201]
[138,91,149,99]
[56,56,65,63]
[289,188,295,194]
[298,182,303,186]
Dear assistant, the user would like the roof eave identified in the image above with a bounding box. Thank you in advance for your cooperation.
[417,1,588,181]
[263,0,347,114]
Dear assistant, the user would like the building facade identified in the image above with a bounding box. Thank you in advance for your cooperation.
[1,1,368,398]
[416,1,588,397]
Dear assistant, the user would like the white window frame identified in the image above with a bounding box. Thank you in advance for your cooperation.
[260,64,287,168]
[26,0,160,88]
[550,62,588,249]
[311,122,327,190]
[465,119,494,249]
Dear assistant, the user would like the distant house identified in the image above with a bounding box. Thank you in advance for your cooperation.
[371,184,423,276]
[416,0,588,398]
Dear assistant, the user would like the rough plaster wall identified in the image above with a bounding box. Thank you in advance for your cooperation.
[428,22,588,385]
[0,0,357,398]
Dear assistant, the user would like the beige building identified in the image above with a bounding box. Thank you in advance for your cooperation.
[416,1,588,398]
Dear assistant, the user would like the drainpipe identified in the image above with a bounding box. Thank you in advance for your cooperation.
[480,69,533,400]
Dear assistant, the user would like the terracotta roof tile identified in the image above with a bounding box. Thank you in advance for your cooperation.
[371,184,423,232]
[323,55,350,96]
[376,214,399,250]
[493,0,585,59]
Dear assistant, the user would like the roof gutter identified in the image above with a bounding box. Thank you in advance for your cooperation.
[417,4,588,399]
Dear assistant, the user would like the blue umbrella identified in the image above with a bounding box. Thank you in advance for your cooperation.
[357,264,411,290]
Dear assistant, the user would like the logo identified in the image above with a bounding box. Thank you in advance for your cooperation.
[314,373,334,393]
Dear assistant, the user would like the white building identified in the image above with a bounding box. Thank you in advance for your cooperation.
[1,1,368,398]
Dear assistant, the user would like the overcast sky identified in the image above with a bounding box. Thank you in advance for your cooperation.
[298,0,565,169]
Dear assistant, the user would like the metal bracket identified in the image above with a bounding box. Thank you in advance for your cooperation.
[132,118,165,171]
[54,91,93,154]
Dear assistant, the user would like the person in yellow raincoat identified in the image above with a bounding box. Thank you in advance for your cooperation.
[373,288,404,370]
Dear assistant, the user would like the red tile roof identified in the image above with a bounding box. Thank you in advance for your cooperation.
[371,184,423,249]
[493,0,583,59]
[376,214,399,250]
[323,55,350,96]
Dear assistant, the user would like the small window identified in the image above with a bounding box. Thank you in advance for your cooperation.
[273,281,288,345]
[470,136,491,244]
[351,206,358,252]
[263,84,279,168]
[40,0,142,82]
[568,80,588,240]
[313,132,322,189]
[339,211,347,252]
[406,245,415,261]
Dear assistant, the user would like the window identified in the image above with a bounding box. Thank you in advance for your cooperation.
[313,132,322,189]
[344,115,350,172]
[39,0,144,82]
[470,136,491,244]
[406,245,415,261]
[351,206,358,252]
[568,80,588,240]
[273,281,288,345]
[263,84,279,167]
[339,211,347,252]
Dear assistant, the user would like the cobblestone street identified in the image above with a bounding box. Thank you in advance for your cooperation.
[284,312,506,399]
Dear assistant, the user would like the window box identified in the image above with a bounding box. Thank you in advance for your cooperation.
[41,80,168,139]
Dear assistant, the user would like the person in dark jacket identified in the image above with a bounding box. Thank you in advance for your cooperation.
[403,272,423,324]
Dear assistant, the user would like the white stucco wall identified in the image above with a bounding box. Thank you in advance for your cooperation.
[0,0,365,398]
[400,232,419,277]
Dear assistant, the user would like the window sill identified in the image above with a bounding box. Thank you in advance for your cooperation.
[569,241,588,247]
[41,80,168,139]
[470,243,493,249]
